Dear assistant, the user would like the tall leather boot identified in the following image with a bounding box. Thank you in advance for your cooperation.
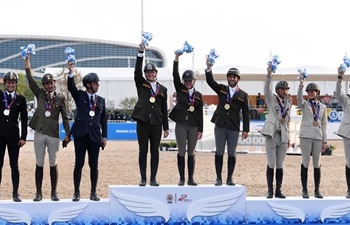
[214,154,223,186]
[138,153,147,186]
[346,166,350,198]
[90,169,100,201]
[226,156,236,186]
[72,167,82,202]
[314,167,323,199]
[50,165,59,201]
[150,153,159,186]
[33,165,43,201]
[301,164,309,199]
[187,155,197,186]
[275,168,286,198]
[177,154,185,186]
[12,166,21,202]
[266,165,274,198]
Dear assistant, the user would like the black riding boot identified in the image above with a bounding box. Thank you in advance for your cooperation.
[214,155,223,186]
[177,154,185,186]
[150,154,159,186]
[50,165,59,201]
[346,166,350,198]
[226,156,236,186]
[90,169,100,201]
[314,167,323,199]
[266,165,274,198]
[72,167,82,201]
[33,165,43,201]
[138,153,147,186]
[301,164,309,199]
[12,166,21,202]
[187,155,197,186]
[275,168,286,198]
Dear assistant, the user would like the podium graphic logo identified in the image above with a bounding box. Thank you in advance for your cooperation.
[113,189,244,223]
[178,194,187,201]
[268,201,350,223]
[0,203,87,225]
[166,194,174,203]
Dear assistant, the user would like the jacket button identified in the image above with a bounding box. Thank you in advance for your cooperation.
[89,123,92,125]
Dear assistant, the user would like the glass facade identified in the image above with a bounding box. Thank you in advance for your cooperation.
[0,36,165,76]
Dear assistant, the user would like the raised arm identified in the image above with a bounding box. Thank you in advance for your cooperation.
[297,78,305,107]
[24,55,41,96]
[336,65,346,106]
[205,59,220,93]
[173,53,183,91]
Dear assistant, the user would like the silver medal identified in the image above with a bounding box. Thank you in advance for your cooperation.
[3,109,10,116]
[45,111,51,117]
[89,111,95,117]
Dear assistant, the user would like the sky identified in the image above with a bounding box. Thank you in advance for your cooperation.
[2,0,350,72]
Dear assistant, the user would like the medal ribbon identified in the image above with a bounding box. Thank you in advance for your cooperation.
[309,99,320,121]
[188,90,196,107]
[3,92,16,109]
[150,83,160,98]
[226,86,240,104]
[45,93,56,112]
[276,96,289,118]
[89,95,98,111]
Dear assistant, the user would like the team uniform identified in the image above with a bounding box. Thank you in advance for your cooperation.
[261,77,291,198]
[297,82,327,199]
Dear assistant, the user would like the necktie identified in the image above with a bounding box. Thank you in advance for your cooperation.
[90,95,94,105]
[8,93,12,103]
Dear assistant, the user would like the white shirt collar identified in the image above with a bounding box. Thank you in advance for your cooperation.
[5,91,14,98]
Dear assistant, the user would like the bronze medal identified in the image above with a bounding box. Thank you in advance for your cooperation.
[281,117,285,123]
[3,109,10,116]
[189,106,195,112]
[313,120,318,126]
[149,97,156,103]
[224,104,230,110]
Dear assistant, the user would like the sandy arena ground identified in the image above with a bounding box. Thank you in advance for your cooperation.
[0,140,346,201]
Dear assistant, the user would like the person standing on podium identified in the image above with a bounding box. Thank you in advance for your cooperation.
[131,41,169,187]
[0,71,27,202]
[169,52,203,186]
[205,58,249,186]
[25,55,71,202]
[261,64,291,199]
[335,65,350,198]
[67,63,108,201]
[297,79,327,199]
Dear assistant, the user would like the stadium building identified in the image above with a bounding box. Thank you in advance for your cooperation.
[0,34,167,77]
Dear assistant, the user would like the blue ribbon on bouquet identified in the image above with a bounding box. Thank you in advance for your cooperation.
[297,68,308,79]
[141,31,153,47]
[267,55,281,73]
[64,47,76,64]
[206,49,220,66]
[340,56,350,72]
[175,41,194,55]
[19,44,36,60]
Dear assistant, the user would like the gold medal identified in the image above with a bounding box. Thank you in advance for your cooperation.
[224,104,230,110]
[313,120,318,126]
[149,97,156,103]
[189,106,195,112]
[281,117,285,123]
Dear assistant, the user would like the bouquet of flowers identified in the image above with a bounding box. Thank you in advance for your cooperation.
[322,144,335,156]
